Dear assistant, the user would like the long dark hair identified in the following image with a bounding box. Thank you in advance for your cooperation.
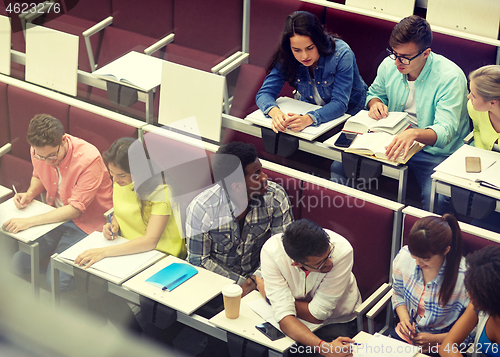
[408,214,464,306]
[103,137,165,224]
[267,11,337,88]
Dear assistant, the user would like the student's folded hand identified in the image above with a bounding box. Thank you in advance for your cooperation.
[269,107,289,133]
[286,113,313,131]
[2,217,33,233]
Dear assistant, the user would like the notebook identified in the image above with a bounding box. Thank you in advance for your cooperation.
[146,262,198,291]
[353,333,421,357]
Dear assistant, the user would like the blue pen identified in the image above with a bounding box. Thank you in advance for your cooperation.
[107,213,115,239]
[162,274,188,291]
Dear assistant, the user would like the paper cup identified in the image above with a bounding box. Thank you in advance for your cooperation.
[222,284,242,319]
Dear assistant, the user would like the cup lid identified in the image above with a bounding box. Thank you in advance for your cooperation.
[222,284,242,297]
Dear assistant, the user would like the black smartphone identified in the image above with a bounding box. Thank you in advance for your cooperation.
[334,132,357,148]
[255,322,286,341]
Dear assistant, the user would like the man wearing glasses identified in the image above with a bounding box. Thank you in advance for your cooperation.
[366,15,469,212]
[3,114,112,291]
[257,219,361,357]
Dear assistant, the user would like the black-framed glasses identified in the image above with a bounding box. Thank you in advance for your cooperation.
[34,144,60,161]
[386,47,428,65]
[300,244,334,271]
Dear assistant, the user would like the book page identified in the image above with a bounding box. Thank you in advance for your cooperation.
[343,111,408,134]
[59,231,164,279]
[353,333,420,357]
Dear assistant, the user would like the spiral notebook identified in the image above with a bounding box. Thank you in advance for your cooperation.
[145,262,198,291]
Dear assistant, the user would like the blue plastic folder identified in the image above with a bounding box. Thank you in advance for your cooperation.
[146,263,198,291]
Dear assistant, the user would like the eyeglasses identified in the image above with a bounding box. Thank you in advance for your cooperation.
[34,144,60,161]
[386,47,428,65]
[300,244,334,271]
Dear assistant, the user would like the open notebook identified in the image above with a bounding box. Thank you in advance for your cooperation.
[58,231,165,283]
[353,333,420,357]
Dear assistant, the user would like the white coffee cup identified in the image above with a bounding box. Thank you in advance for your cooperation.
[222,284,243,319]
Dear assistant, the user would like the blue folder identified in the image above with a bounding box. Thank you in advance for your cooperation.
[146,262,198,291]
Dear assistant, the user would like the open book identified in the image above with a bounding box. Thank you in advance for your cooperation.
[346,132,424,164]
[93,51,163,90]
[343,110,409,135]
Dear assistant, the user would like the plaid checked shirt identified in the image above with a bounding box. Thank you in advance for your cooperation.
[392,246,469,335]
[186,181,293,284]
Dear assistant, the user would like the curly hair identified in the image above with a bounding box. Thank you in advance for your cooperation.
[26,114,64,148]
[464,245,500,317]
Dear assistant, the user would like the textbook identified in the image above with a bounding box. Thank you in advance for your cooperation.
[345,132,424,164]
[146,262,198,291]
[342,110,410,135]
[93,51,163,90]
[245,97,349,141]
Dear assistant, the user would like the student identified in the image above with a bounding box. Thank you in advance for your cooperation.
[331,15,469,212]
[465,65,500,233]
[468,65,500,150]
[186,142,294,296]
[74,137,186,267]
[391,214,469,356]
[256,11,367,133]
[2,114,112,291]
[258,219,360,357]
[74,137,185,336]
[439,245,500,357]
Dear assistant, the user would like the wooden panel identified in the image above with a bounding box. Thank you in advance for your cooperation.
[346,0,414,18]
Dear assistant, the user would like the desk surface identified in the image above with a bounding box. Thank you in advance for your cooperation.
[93,51,163,91]
[0,185,12,200]
[353,331,430,356]
[122,255,233,315]
[209,291,295,353]
[432,171,500,201]
[0,198,65,243]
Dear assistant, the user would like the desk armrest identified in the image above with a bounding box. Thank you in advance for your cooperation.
[366,288,393,334]
[354,283,391,332]
[0,143,12,158]
[218,52,249,76]
[83,16,113,72]
[463,132,474,145]
[144,33,175,56]
[83,16,113,38]
[211,51,245,74]
[103,207,114,217]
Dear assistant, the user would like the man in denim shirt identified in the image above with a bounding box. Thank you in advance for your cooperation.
[332,15,469,212]
[186,142,294,296]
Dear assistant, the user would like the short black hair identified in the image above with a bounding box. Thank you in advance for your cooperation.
[283,219,330,263]
[464,245,500,317]
[211,142,258,183]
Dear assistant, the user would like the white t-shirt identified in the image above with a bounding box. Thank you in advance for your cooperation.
[405,78,418,128]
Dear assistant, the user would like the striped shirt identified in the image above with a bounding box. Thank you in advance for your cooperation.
[392,246,469,334]
[186,181,293,284]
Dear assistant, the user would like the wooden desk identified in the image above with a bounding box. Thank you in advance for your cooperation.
[0,184,12,200]
[0,198,65,297]
[93,51,163,123]
[123,255,233,315]
[210,291,295,356]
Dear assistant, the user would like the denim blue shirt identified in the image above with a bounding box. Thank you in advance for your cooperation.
[366,52,469,156]
[256,39,367,126]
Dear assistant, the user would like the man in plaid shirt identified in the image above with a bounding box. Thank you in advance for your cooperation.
[186,142,294,296]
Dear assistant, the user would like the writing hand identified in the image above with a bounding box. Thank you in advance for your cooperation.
[368,102,389,120]
[255,276,266,299]
[285,113,313,132]
[13,192,33,209]
[322,337,355,357]
[103,222,119,240]
[412,332,437,353]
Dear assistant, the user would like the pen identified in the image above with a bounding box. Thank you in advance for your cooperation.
[12,184,18,200]
[107,213,115,239]
[162,274,188,291]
